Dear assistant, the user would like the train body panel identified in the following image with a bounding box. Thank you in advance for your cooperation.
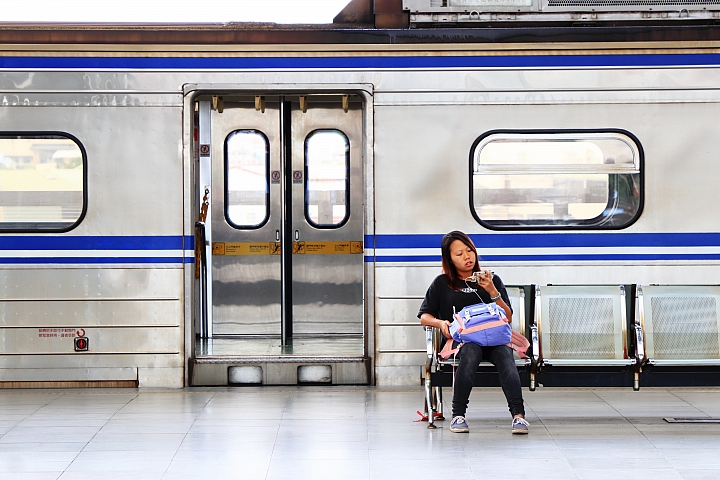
[1,37,719,386]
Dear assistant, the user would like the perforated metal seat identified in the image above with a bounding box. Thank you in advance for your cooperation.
[638,285,720,366]
[533,285,643,390]
[423,286,529,428]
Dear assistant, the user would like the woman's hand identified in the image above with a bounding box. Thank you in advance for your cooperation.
[440,320,452,339]
[476,270,513,323]
[478,270,499,297]
[420,313,453,339]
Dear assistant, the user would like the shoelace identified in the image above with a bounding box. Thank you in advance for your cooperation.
[513,417,529,426]
[452,416,466,425]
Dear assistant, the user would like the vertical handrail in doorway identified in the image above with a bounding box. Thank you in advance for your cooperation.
[198,100,213,339]
[195,186,209,338]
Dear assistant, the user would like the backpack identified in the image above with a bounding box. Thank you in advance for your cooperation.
[450,302,512,347]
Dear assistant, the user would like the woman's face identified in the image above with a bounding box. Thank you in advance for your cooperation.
[449,239,476,276]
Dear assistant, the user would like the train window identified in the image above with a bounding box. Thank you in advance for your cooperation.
[305,129,350,228]
[0,134,86,232]
[471,131,642,229]
[225,130,270,229]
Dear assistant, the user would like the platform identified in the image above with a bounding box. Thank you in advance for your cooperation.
[1,386,719,479]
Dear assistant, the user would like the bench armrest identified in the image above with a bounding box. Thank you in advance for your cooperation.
[531,325,540,364]
[425,326,435,359]
[634,324,645,364]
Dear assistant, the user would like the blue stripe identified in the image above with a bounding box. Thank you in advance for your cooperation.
[0,257,192,264]
[375,255,441,263]
[4,54,720,70]
[372,254,720,262]
[0,235,194,250]
[372,233,720,249]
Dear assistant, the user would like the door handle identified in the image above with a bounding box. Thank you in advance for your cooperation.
[295,230,300,241]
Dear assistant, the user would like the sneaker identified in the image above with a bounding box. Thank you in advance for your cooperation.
[511,416,529,434]
[450,416,469,433]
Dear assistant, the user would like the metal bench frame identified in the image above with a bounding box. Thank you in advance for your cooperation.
[637,284,720,367]
[532,284,643,391]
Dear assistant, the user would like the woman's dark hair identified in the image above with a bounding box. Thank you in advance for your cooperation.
[441,230,480,289]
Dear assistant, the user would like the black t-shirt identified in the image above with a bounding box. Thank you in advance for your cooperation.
[417,273,512,322]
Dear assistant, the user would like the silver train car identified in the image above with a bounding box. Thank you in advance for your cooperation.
[2,4,720,388]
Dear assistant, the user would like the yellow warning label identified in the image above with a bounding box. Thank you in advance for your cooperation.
[214,241,363,255]
[212,242,279,256]
[292,241,364,255]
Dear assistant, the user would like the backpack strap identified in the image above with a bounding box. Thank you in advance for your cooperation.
[507,330,530,359]
[438,339,462,360]
[460,319,508,335]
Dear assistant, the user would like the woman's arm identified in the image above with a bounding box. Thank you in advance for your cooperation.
[494,297,513,324]
[420,313,452,339]
[418,276,452,337]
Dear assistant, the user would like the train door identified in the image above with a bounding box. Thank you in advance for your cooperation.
[194,94,365,382]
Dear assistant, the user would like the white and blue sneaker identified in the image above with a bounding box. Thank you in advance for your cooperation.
[511,416,529,434]
[450,416,470,433]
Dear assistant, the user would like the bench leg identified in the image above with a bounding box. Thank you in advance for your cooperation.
[425,378,437,429]
[434,386,445,420]
[633,368,640,391]
[529,365,537,391]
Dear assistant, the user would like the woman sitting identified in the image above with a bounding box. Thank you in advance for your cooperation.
[418,230,529,434]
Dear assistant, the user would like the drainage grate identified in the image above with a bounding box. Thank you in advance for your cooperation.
[664,417,720,423]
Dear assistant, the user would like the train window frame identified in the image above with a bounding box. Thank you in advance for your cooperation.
[224,129,271,230]
[469,129,644,231]
[304,128,351,229]
[0,132,87,233]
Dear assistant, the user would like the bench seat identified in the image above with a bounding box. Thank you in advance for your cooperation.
[532,285,643,390]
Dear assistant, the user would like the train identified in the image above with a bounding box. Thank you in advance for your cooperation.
[2,0,720,388]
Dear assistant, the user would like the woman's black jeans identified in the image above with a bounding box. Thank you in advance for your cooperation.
[451,342,525,418]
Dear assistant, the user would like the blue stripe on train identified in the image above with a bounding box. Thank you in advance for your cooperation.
[0,235,195,250]
[371,233,720,249]
[0,257,191,264]
[4,54,720,70]
[367,254,720,263]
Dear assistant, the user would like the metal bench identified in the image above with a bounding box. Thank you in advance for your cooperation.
[532,285,643,391]
[422,286,529,429]
[638,285,720,369]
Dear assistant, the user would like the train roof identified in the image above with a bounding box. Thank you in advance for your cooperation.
[3,0,720,47]
[2,22,720,45]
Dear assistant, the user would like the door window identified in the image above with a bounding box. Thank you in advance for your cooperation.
[225,130,270,229]
[304,129,349,228]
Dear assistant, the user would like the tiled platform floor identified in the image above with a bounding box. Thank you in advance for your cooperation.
[1,386,720,480]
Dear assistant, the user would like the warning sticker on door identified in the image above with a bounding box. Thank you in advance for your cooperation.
[212,242,278,255]
[292,241,364,255]
[213,241,363,255]
[270,242,282,255]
